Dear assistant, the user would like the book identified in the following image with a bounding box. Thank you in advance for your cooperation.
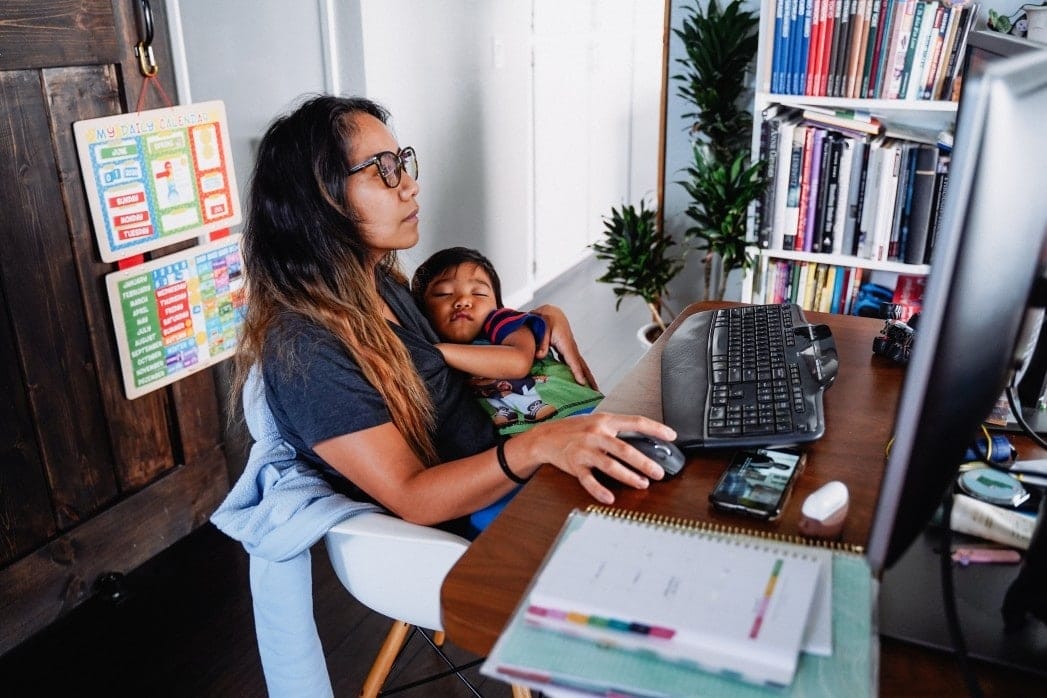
[783,123,809,250]
[872,0,904,97]
[816,0,838,95]
[897,0,928,99]
[794,125,818,251]
[830,0,856,96]
[923,151,951,263]
[482,505,874,697]
[802,108,882,135]
[807,0,827,96]
[846,138,871,256]
[802,128,827,251]
[830,135,857,254]
[773,0,790,93]
[903,143,939,264]
[772,115,802,250]
[756,105,785,248]
[884,0,918,99]
[858,0,884,98]
[843,0,869,98]
[929,3,961,100]
[888,142,917,259]
[871,139,903,260]
[864,0,891,97]
[819,133,844,253]
[919,4,950,99]
[904,1,941,100]
[856,137,884,258]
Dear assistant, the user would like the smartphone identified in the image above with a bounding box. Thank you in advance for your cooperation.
[709,447,807,521]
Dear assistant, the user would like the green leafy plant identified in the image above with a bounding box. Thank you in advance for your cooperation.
[592,200,683,333]
[673,0,764,299]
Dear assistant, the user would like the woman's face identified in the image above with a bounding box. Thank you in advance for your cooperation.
[345,114,420,261]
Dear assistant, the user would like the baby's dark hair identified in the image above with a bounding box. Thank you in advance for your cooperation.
[411,246,504,307]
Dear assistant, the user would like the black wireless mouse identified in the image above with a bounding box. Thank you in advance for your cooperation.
[616,431,688,478]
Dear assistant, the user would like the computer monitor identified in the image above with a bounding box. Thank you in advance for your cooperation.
[867,49,1047,575]
[963,31,1047,434]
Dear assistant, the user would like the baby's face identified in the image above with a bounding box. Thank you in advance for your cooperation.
[422,262,499,343]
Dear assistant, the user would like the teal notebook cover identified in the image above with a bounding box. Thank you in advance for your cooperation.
[482,510,875,697]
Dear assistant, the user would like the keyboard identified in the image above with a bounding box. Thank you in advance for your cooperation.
[660,303,839,451]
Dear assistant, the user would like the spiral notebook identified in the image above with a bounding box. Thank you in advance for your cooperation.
[483,505,874,697]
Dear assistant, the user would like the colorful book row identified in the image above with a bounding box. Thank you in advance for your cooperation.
[755,261,866,314]
[754,105,952,266]
[770,0,980,100]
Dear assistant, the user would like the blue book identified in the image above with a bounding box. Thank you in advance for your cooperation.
[792,0,814,94]
[773,0,788,93]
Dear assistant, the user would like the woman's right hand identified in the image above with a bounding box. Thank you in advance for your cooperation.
[505,412,677,504]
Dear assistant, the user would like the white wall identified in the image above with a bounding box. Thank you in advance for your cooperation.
[168,0,664,308]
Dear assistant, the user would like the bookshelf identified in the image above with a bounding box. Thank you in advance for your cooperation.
[742,0,985,314]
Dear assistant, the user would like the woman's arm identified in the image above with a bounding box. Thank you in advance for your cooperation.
[436,326,536,379]
[530,304,598,390]
[313,413,676,526]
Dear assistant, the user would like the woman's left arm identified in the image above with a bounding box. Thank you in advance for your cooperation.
[530,304,599,390]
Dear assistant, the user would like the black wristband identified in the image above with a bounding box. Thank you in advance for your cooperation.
[496,440,531,485]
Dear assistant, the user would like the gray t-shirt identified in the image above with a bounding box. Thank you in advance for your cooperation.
[262,271,496,500]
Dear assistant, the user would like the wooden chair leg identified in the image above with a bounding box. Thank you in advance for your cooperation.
[511,684,533,698]
[360,620,412,698]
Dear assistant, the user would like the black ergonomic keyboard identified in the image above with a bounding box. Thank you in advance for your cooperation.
[660,303,839,451]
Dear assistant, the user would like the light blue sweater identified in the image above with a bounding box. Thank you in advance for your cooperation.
[211,367,381,697]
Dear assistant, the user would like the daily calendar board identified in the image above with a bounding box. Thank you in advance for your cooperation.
[74,101,241,262]
[106,235,245,399]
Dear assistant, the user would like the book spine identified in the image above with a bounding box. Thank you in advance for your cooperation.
[943,6,975,101]
[771,118,799,250]
[884,1,917,100]
[923,152,950,263]
[864,0,890,97]
[897,1,927,100]
[871,0,898,97]
[930,4,960,100]
[795,125,818,252]
[859,0,883,98]
[820,134,843,253]
[783,124,808,250]
[830,136,856,254]
[903,144,939,264]
[773,0,788,94]
[920,5,949,100]
[803,128,827,252]
[889,143,917,260]
[831,0,855,97]
[846,140,870,256]
[844,0,868,99]
[758,110,783,249]
[807,0,825,96]
[817,0,837,95]
[906,2,941,100]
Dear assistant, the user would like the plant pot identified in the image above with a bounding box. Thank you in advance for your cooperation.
[637,322,663,348]
[1027,6,1047,44]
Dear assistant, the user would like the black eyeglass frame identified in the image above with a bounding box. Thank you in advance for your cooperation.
[346,146,418,188]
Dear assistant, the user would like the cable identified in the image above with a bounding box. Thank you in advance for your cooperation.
[938,488,985,698]
[1007,385,1047,451]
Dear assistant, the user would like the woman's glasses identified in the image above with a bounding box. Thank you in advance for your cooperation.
[347,146,418,188]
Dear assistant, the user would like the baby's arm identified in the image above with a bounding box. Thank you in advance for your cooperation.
[437,326,536,379]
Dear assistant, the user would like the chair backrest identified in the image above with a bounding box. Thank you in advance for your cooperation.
[325,512,470,630]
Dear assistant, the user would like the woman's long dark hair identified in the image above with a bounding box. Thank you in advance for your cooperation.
[236,95,437,465]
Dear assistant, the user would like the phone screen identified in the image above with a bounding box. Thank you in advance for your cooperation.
[709,447,806,520]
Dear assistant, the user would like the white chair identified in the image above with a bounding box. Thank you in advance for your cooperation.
[325,512,532,698]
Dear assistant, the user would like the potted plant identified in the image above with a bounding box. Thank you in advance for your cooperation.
[673,0,765,300]
[591,199,683,344]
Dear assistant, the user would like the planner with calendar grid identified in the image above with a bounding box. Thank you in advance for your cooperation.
[482,505,874,696]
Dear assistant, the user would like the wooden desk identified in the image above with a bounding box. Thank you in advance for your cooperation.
[441,301,1041,695]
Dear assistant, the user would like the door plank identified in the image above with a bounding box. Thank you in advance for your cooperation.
[41,64,179,492]
[0,0,119,71]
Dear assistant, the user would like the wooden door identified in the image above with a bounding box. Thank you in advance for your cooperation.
[0,0,228,655]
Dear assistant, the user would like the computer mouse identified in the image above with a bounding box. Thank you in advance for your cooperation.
[616,431,688,478]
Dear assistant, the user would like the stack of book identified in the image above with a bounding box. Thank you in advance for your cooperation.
[482,506,874,696]
[753,105,951,266]
[769,0,980,101]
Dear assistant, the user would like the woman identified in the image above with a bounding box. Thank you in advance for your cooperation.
[235,95,674,531]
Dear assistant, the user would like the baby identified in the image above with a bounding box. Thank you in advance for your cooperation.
[411,246,603,435]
